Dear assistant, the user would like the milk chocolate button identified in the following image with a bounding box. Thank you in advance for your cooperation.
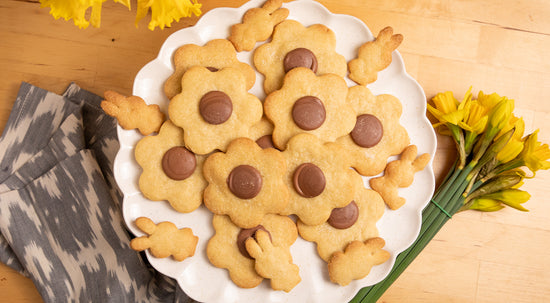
[328,201,359,229]
[256,135,276,149]
[162,146,197,180]
[206,66,219,72]
[237,225,272,259]
[292,96,326,130]
[293,163,326,198]
[351,114,383,148]
[199,91,233,125]
[227,165,263,199]
[283,48,318,73]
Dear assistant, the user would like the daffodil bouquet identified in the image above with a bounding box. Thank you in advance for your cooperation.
[351,88,550,302]
[39,0,202,30]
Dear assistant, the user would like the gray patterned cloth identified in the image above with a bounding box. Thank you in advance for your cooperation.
[0,82,194,303]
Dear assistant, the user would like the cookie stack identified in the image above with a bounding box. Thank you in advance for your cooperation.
[103,0,430,292]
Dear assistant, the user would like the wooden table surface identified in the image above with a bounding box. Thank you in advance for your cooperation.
[1,0,549,302]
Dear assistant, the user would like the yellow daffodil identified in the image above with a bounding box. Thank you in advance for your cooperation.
[480,189,530,211]
[486,97,514,138]
[40,0,99,29]
[136,0,202,30]
[468,198,505,212]
[428,91,467,128]
[477,91,504,109]
[40,0,200,30]
[519,130,550,174]
[496,117,525,163]
[459,99,489,135]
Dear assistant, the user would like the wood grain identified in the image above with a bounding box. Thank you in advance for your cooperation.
[1,0,549,302]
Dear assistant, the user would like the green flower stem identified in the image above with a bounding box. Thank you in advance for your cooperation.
[351,163,474,302]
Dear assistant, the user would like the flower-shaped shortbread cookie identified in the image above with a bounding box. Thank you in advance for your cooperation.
[206,214,297,289]
[253,19,347,95]
[202,137,288,228]
[264,67,356,149]
[297,181,385,262]
[337,85,409,176]
[169,66,263,155]
[135,120,206,213]
[280,133,363,226]
[164,39,256,100]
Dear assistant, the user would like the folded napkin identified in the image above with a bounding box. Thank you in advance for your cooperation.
[0,82,196,303]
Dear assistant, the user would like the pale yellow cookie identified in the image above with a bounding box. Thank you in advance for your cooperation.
[229,0,289,52]
[264,67,356,149]
[249,116,277,150]
[101,90,165,135]
[328,237,390,286]
[348,26,403,85]
[130,217,198,262]
[370,145,431,210]
[337,85,410,176]
[280,133,363,226]
[254,19,347,95]
[297,181,385,262]
[135,120,206,213]
[164,39,256,99]
[202,137,289,228]
[207,214,297,289]
[246,230,301,292]
[168,66,263,155]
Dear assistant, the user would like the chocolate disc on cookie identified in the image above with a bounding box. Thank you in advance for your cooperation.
[327,201,359,229]
[199,91,233,125]
[351,114,383,148]
[293,163,326,198]
[256,135,276,149]
[292,96,326,131]
[237,225,272,259]
[162,146,197,180]
[283,48,318,73]
[227,165,263,199]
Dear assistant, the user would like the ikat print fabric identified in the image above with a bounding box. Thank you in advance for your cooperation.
[0,82,196,303]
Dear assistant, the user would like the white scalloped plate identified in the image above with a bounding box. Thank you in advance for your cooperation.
[114,0,437,302]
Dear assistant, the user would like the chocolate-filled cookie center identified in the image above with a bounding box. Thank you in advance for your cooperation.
[227,165,263,199]
[292,96,326,131]
[255,134,276,150]
[351,114,383,148]
[328,201,359,229]
[237,225,272,259]
[283,48,318,73]
[293,163,326,198]
[199,91,233,125]
[161,146,197,180]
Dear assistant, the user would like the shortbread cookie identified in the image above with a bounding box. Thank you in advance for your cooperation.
[135,120,206,213]
[370,145,430,210]
[229,0,289,52]
[348,26,403,85]
[130,217,198,261]
[328,237,390,286]
[164,39,256,99]
[253,19,347,94]
[297,182,385,261]
[337,85,409,176]
[207,214,297,289]
[264,67,356,149]
[169,66,263,155]
[246,230,301,292]
[101,90,165,135]
[279,133,363,226]
[202,137,289,228]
